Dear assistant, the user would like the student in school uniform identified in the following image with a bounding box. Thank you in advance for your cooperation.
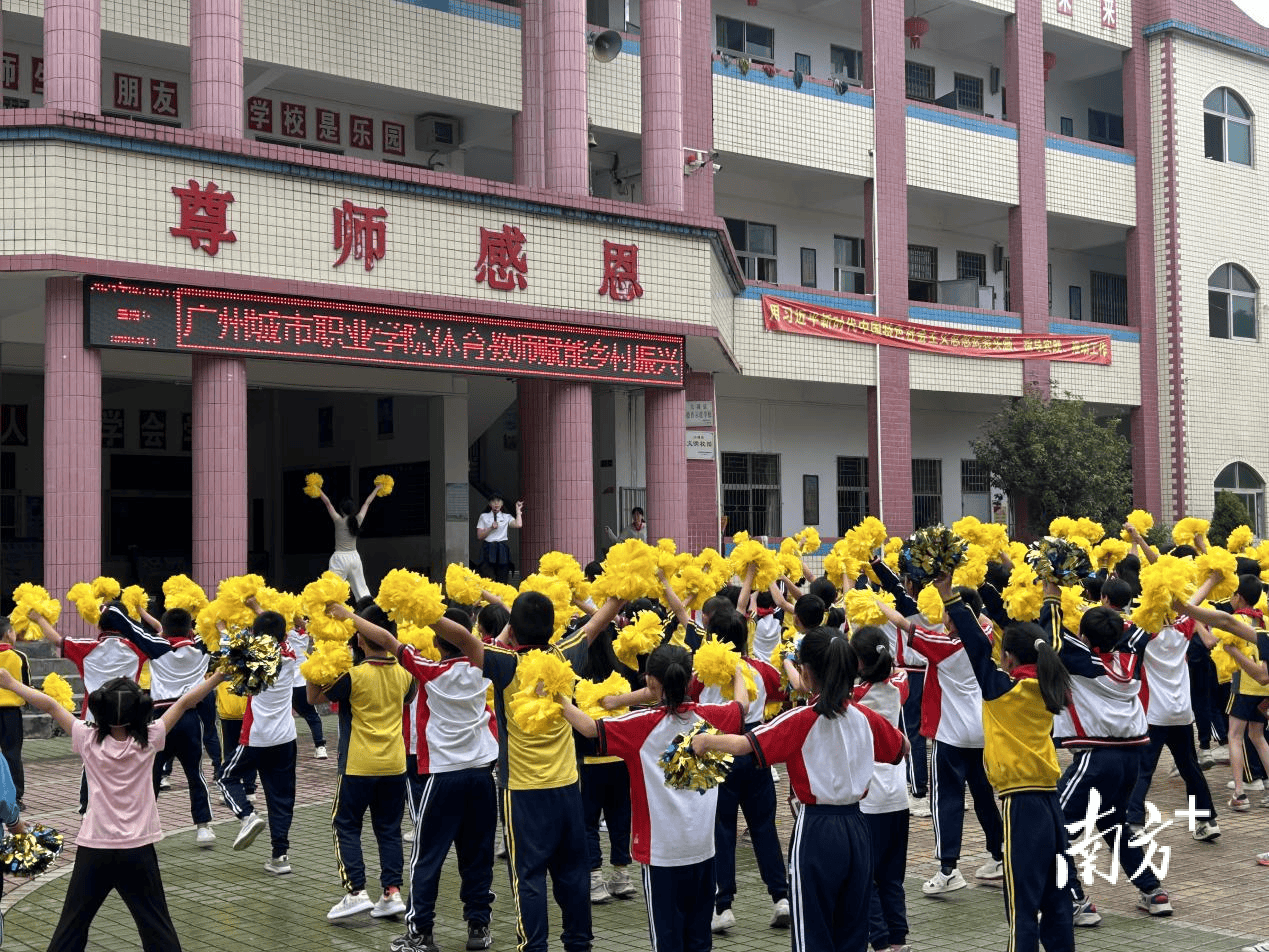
[0,619,31,809]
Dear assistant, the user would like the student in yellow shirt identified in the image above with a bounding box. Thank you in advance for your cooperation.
[0,618,31,807]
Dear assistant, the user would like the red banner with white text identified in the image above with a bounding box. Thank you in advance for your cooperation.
[761,295,1112,364]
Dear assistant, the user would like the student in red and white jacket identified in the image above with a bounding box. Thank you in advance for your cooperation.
[693,627,908,952]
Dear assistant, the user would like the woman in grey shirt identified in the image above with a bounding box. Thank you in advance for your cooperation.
[317,487,379,600]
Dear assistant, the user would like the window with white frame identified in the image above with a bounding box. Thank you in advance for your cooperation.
[906,61,935,103]
[912,458,942,529]
[954,73,984,113]
[716,16,774,61]
[1090,271,1128,325]
[836,456,869,535]
[834,236,865,293]
[722,452,781,537]
[725,218,777,283]
[1204,87,1252,165]
[1215,462,1264,536]
[1209,263,1258,340]
[960,459,992,521]
[831,45,862,83]
[957,251,987,286]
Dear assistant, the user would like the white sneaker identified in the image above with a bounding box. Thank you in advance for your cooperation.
[328,890,373,920]
[265,854,292,875]
[711,908,736,933]
[315,745,328,760]
[1166,763,1181,778]
[974,858,1004,880]
[1199,749,1216,769]
[233,814,265,851]
[770,898,791,928]
[589,870,611,904]
[908,793,932,817]
[922,868,968,895]
[1228,778,1266,790]
[371,889,407,918]
[606,866,636,899]
[195,824,216,848]
[158,775,172,790]
[1072,897,1102,927]
[1193,820,1221,842]
[1213,744,1231,764]
[1239,942,1269,952]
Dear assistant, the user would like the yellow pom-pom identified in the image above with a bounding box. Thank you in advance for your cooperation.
[574,672,632,719]
[614,611,663,667]
[1002,564,1043,622]
[257,588,301,626]
[41,672,75,712]
[446,563,485,605]
[1124,509,1154,540]
[591,539,661,602]
[10,584,60,639]
[138,661,151,690]
[1075,519,1105,544]
[793,527,821,555]
[304,472,324,498]
[917,586,944,624]
[398,623,442,661]
[1049,517,1077,539]
[538,551,592,604]
[484,580,520,609]
[1196,546,1239,602]
[1227,525,1255,555]
[91,576,121,602]
[67,582,101,627]
[1060,587,1087,623]
[1131,555,1198,634]
[508,651,576,735]
[728,534,781,592]
[1212,628,1257,684]
[693,639,757,701]
[1093,538,1130,572]
[163,575,208,615]
[374,474,395,498]
[195,602,223,651]
[300,639,354,686]
[519,573,579,642]
[953,544,988,590]
[377,568,445,627]
[844,589,892,629]
[1172,517,1210,548]
[120,585,149,621]
[776,539,803,580]
[670,549,729,611]
[299,573,353,634]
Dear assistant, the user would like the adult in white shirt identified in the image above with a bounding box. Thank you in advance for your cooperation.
[476,493,523,584]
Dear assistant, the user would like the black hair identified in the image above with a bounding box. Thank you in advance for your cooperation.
[793,594,826,630]
[1236,573,1263,607]
[825,606,847,630]
[477,603,510,640]
[716,585,742,609]
[1001,622,1071,714]
[631,506,644,517]
[88,677,154,746]
[701,595,734,621]
[1118,553,1141,575]
[1081,574,1105,603]
[1170,544,1198,560]
[708,610,749,657]
[799,627,857,718]
[435,606,471,657]
[955,585,984,617]
[645,644,692,711]
[252,610,288,641]
[583,561,603,582]
[510,591,554,646]
[808,577,838,608]
[1080,606,1125,652]
[985,562,1010,590]
[623,597,658,619]
[1101,577,1133,610]
[339,498,361,537]
[1236,557,1263,578]
[755,591,776,610]
[850,625,893,684]
[160,608,193,638]
[357,602,397,637]
[0,617,11,639]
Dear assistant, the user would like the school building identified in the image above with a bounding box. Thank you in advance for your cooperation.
[0,0,1263,600]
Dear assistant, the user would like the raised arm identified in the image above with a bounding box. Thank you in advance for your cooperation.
[434,612,486,668]
[657,569,693,629]
[734,564,757,622]
[0,669,75,735]
[1123,523,1158,565]
[577,596,624,646]
[327,601,402,657]
[769,580,796,615]
[30,613,63,650]
[1175,600,1258,642]
[870,558,919,617]
[689,730,754,757]
[937,576,1013,701]
[874,597,914,635]
[357,488,378,525]
[510,500,524,529]
[318,489,340,521]
[158,671,225,733]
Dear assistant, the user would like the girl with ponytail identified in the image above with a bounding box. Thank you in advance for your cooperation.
[691,627,908,952]
[559,645,749,952]
[851,626,912,952]
[935,573,1076,952]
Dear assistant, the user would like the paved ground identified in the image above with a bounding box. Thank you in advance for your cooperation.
[2,717,1267,952]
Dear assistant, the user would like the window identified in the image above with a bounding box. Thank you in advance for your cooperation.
[1208,263,1258,339]
[722,452,781,536]
[909,244,938,302]
[716,16,774,61]
[794,52,811,76]
[1060,116,1074,136]
[906,61,935,103]
[1215,462,1265,536]
[834,236,866,293]
[1090,271,1128,325]
[1003,256,1011,311]
[586,0,610,27]
[836,457,869,536]
[800,248,817,288]
[1088,109,1124,147]
[1204,87,1252,165]
[960,459,992,521]
[954,73,984,114]
[912,459,943,529]
[725,218,777,283]
[957,251,987,286]
[831,45,862,83]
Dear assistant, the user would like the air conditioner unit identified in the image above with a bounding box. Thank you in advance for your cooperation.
[415,114,462,152]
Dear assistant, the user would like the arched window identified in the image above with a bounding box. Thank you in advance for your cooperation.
[1204,87,1253,165]
[1208,264,1257,340]
[1215,462,1264,536]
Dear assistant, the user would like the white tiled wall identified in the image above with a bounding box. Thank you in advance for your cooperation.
[1045,147,1136,225]
[1043,0,1133,48]
[906,115,1019,204]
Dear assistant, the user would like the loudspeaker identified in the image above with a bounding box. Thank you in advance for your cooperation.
[589,30,623,63]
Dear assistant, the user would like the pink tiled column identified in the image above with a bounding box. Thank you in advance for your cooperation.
[645,385,687,545]
[548,383,595,561]
[43,277,101,616]
[684,372,719,552]
[1005,8,1051,395]
[43,0,100,114]
[863,0,913,536]
[518,379,554,569]
[543,0,588,195]
[641,0,683,209]
[191,0,243,137]
[513,0,546,187]
[680,0,713,217]
[192,357,247,594]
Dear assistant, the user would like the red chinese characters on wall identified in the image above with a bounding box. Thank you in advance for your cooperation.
[333,201,388,272]
[475,225,529,291]
[383,121,405,156]
[3,53,18,91]
[150,79,179,118]
[170,180,237,257]
[350,116,374,151]
[114,73,142,111]
[1057,0,1073,15]
[281,102,307,139]
[1101,0,1116,27]
[247,97,273,133]
[316,108,341,145]
[598,240,644,302]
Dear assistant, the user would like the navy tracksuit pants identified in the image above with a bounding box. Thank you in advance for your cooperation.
[151,706,213,824]
[865,810,909,950]
[713,753,788,911]
[404,763,496,935]
[581,759,632,870]
[931,740,1003,867]
[504,783,592,952]
[1127,723,1216,826]
[1002,791,1074,952]
[789,803,870,952]
[902,670,928,795]
[642,858,713,952]
[332,772,406,894]
[218,740,296,859]
[1058,746,1162,899]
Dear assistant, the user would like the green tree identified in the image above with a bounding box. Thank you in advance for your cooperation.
[1209,490,1251,549]
[970,387,1133,537]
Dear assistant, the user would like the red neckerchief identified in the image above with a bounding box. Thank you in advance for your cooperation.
[754,606,778,618]
[1010,663,1039,682]
[0,644,11,653]
[1235,607,1264,626]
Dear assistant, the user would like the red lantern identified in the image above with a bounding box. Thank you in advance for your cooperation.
[905,16,929,48]
[1043,51,1057,81]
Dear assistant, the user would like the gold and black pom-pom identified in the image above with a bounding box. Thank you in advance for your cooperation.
[2,824,64,877]
[215,631,282,696]
[660,721,733,794]
[1025,537,1093,587]
[898,525,969,584]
